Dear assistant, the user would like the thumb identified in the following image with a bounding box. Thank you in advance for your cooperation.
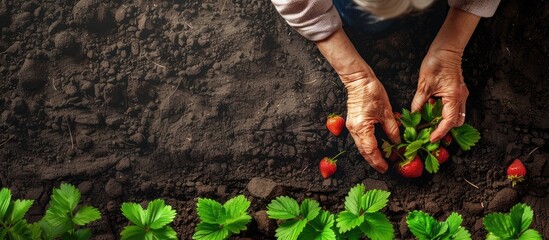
[411,89,429,113]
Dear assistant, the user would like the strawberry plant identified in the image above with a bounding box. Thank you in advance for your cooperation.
[335,183,394,240]
[0,188,34,239]
[483,203,542,240]
[193,195,252,240]
[267,196,336,240]
[383,99,481,175]
[120,199,177,240]
[406,210,471,240]
[36,183,102,240]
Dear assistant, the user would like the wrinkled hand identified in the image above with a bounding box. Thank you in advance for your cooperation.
[342,73,401,173]
[412,49,469,142]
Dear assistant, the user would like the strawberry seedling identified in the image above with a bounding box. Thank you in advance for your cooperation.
[507,159,526,187]
[0,188,34,239]
[483,203,542,240]
[121,199,177,240]
[407,210,471,240]
[35,183,102,240]
[267,197,335,240]
[326,113,345,137]
[383,99,481,176]
[193,195,251,240]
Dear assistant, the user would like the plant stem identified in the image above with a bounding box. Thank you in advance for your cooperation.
[416,122,435,130]
[332,151,346,160]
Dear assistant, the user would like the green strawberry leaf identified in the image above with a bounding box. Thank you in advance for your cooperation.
[432,99,443,118]
[421,101,434,122]
[361,190,390,213]
[404,127,418,143]
[151,226,177,240]
[300,199,321,221]
[146,199,177,229]
[518,229,542,240]
[425,152,440,174]
[344,184,365,216]
[121,203,146,227]
[267,196,301,220]
[445,212,463,235]
[72,206,101,226]
[417,128,432,144]
[483,213,516,239]
[406,210,439,240]
[7,220,33,240]
[193,222,229,240]
[6,199,33,223]
[382,140,393,158]
[275,219,307,240]
[197,198,224,224]
[51,183,81,213]
[404,140,423,161]
[225,214,252,234]
[336,211,364,233]
[121,225,150,240]
[401,109,422,128]
[299,211,336,240]
[359,212,394,240]
[509,203,533,234]
[453,227,472,240]
[450,124,481,151]
[73,229,92,240]
[223,195,250,220]
[426,142,440,152]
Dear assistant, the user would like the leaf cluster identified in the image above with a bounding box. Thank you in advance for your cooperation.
[193,195,252,240]
[266,183,394,240]
[37,183,102,240]
[483,203,542,240]
[407,210,471,240]
[0,188,34,239]
[384,99,481,173]
[121,199,178,240]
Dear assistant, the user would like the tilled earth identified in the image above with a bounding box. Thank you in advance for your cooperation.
[0,0,547,239]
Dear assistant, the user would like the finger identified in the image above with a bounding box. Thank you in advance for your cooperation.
[411,89,429,112]
[430,100,461,142]
[381,109,401,144]
[456,100,467,126]
[350,123,388,173]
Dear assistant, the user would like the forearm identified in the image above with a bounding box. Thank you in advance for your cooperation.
[315,28,374,85]
[430,7,481,54]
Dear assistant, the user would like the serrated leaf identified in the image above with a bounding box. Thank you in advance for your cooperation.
[426,142,440,152]
[193,222,229,240]
[121,225,149,240]
[382,140,393,158]
[450,124,481,151]
[401,109,422,128]
[433,99,443,118]
[275,219,307,240]
[73,206,101,226]
[486,232,503,240]
[300,199,321,221]
[483,213,516,239]
[407,210,439,240]
[518,229,542,240]
[151,226,178,240]
[421,102,434,122]
[359,212,394,240]
[0,188,11,220]
[6,199,33,223]
[225,214,252,234]
[509,203,533,234]
[404,127,418,143]
[30,222,43,240]
[121,202,146,227]
[223,195,250,220]
[43,208,73,235]
[445,212,463,235]
[340,228,362,240]
[197,198,224,224]
[7,220,32,240]
[361,190,390,213]
[425,152,440,174]
[267,196,301,220]
[299,211,336,240]
[344,184,365,216]
[404,140,423,161]
[336,211,364,233]
[453,227,472,240]
[146,199,176,229]
[51,184,81,213]
[418,128,432,143]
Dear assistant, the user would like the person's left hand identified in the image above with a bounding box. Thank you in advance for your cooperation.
[411,48,469,142]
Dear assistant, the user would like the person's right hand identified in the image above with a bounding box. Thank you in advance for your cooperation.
[341,72,401,173]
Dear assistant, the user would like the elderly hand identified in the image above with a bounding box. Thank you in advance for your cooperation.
[411,48,469,142]
[342,73,401,173]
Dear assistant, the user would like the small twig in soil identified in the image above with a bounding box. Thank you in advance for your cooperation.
[481,202,485,208]
[50,77,58,91]
[463,178,479,189]
[116,135,138,147]
[165,79,182,102]
[0,135,15,148]
[65,118,75,150]
[299,166,309,175]
[149,59,167,70]
[526,147,539,158]
[220,0,228,14]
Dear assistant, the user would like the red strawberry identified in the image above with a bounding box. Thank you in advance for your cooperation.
[442,134,452,146]
[394,112,402,126]
[388,147,406,162]
[326,114,345,136]
[319,151,345,179]
[428,98,436,105]
[507,159,526,187]
[396,155,424,178]
[431,147,449,164]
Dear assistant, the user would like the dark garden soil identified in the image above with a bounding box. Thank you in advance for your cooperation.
[0,0,548,239]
